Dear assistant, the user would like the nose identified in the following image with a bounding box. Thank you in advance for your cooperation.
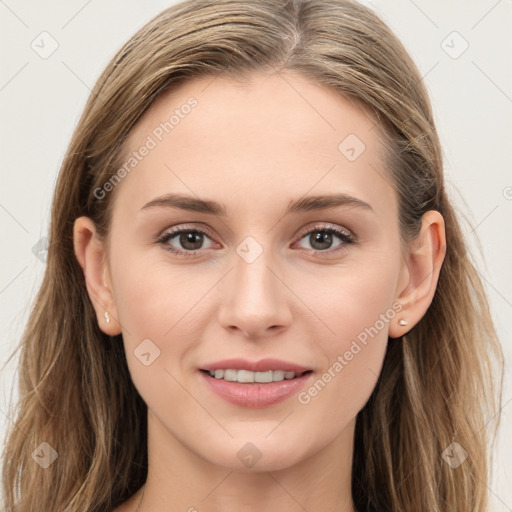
[217,248,292,340]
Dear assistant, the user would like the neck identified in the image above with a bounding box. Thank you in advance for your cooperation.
[136,411,357,512]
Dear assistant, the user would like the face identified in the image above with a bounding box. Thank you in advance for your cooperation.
[101,71,409,471]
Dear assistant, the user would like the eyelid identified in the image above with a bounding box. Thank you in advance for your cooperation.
[158,221,354,241]
[156,222,216,241]
[295,222,353,240]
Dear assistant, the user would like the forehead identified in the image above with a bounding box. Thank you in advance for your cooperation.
[113,70,395,218]
[129,70,380,150]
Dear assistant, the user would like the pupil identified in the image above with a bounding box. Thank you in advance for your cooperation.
[311,231,332,250]
[181,232,202,250]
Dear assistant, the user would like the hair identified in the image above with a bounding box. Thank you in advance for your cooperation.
[1,0,504,510]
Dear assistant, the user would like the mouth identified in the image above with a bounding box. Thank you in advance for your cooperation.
[199,368,313,383]
[198,368,314,408]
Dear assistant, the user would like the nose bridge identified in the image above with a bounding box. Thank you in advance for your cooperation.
[218,234,291,336]
[232,237,281,308]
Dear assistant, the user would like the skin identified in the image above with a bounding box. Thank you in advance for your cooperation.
[73,70,446,512]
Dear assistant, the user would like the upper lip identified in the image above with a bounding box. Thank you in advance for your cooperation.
[200,358,312,373]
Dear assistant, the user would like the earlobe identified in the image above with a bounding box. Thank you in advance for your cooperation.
[73,216,122,336]
[389,211,446,339]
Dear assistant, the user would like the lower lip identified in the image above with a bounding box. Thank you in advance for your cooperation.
[199,370,313,408]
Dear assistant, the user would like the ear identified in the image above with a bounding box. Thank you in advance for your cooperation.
[73,216,122,336]
[388,210,446,338]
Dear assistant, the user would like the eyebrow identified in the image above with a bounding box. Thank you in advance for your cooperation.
[139,192,374,216]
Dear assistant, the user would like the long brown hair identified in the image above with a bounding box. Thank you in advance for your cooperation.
[1,1,504,510]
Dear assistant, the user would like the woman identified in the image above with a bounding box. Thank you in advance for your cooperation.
[1,0,504,511]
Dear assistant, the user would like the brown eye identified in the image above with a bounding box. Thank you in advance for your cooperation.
[157,227,215,257]
[295,224,355,254]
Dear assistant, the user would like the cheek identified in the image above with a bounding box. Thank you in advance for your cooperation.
[311,251,400,342]
[111,250,208,340]
[295,337,387,453]
[297,304,391,443]
[300,252,399,416]
[109,262,200,415]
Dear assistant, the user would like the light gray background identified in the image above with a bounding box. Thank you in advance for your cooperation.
[1,0,511,509]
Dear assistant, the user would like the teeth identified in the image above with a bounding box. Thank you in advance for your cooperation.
[206,369,301,383]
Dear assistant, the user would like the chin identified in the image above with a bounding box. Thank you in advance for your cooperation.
[215,453,301,473]
[202,436,309,473]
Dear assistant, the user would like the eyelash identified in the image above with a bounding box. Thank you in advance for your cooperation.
[155,223,355,258]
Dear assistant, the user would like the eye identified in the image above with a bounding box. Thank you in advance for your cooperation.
[156,223,355,258]
[294,223,355,255]
[156,226,216,257]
